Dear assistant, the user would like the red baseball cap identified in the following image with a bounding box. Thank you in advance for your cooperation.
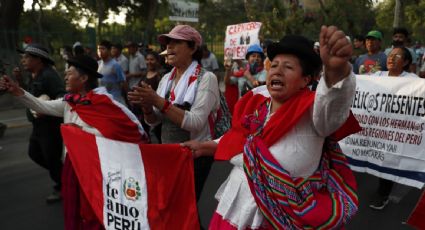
[158,25,202,47]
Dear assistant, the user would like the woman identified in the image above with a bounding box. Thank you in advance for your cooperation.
[141,51,162,92]
[140,50,163,143]
[236,44,267,96]
[373,47,418,78]
[183,25,360,229]
[0,55,148,229]
[128,25,220,201]
[369,47,418,210]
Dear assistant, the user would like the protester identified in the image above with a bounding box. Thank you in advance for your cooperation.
[223,58,246,112]
[183,25,360,229]
[73,43,85,59]
[352,35,366,63]
[17,44,66,203]
[60,46,74,70]
[141,51,162,95]
[111,43,129,74]
[384,27,418,73]
[244,44,267,89]
[369,47,419,211]
[373,47,418,78]
[0,55,148,229]
[127,25,220,201]
[97,40,127,105]
[201,44,219,74]
[125,41,147,90]
[140,51,163,143]
[230,44,267,97]
[354,30,387,75]
[262,39,273,72]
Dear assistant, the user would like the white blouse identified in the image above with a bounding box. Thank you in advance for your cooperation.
[215,72,356,229]
[145,70,220,141]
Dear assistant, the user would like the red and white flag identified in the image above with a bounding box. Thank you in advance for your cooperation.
[61,125,199,230]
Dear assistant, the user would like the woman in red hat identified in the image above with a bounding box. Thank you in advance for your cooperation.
[128,25,221,201]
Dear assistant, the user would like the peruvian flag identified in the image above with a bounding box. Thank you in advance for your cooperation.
[61,125,199,230]
[407,190,425,229]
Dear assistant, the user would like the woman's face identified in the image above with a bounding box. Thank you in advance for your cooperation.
[248,52,262,65]
[166,39,195,67]
[387,48,406,73]
[64,66,86,93]
[266,54,311,103]
[146,54,158,71]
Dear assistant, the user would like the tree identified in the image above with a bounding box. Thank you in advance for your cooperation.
[0,0,25,50]
[55,0,124,40]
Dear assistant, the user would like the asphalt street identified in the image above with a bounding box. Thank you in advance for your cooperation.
[0,108,422,229]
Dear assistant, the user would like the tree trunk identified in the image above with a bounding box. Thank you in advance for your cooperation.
[96,0,106,41]
[0,0,25,51]
[393,0,402,28]
[144,0,158,44]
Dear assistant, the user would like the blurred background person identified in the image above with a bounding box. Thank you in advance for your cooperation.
[125,41,147,90]
[111,43,129,75]
[97,40,127,105]
[242,44,267,95]
[354,30,387,75]
[384,27,418,73]
[373,47,418,78]
[369,47,418,211]
[201,44,219,77]
[139,50,163,143]
[18,44,66,203]
[351,35,366,63]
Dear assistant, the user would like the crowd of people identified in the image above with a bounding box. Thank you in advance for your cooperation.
[1,23,425,229]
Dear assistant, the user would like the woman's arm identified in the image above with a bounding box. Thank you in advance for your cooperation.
[0,75,65,117]
[181,140,218,158]
[17,91,66,117]
[313,25,356,136]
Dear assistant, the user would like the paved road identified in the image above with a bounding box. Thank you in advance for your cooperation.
[0,117,421,229]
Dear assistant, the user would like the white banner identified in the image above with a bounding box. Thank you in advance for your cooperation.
[169,0,199,22]
[340,75,425,188]
[224,22,262,60]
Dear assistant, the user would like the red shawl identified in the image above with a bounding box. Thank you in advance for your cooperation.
[215,87,361,161]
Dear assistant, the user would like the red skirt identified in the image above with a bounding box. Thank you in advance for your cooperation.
[62,155,104,230]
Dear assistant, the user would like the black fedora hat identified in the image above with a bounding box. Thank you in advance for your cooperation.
[18,43,55,65]
[67,55,103,78]
[267,35,322,76]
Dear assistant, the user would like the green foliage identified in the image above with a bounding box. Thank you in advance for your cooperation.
[375,0,425,44]
[316,0,375,38]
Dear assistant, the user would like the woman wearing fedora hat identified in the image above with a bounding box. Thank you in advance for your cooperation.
[128,24,221,201]
[183,25,361,229]
[0,55,148,229]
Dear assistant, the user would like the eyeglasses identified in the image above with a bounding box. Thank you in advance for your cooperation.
[388,54,403,61]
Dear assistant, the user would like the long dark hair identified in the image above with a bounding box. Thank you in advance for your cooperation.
[399,47,412,71]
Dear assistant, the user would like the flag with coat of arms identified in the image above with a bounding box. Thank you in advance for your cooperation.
[61,125,200,230]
